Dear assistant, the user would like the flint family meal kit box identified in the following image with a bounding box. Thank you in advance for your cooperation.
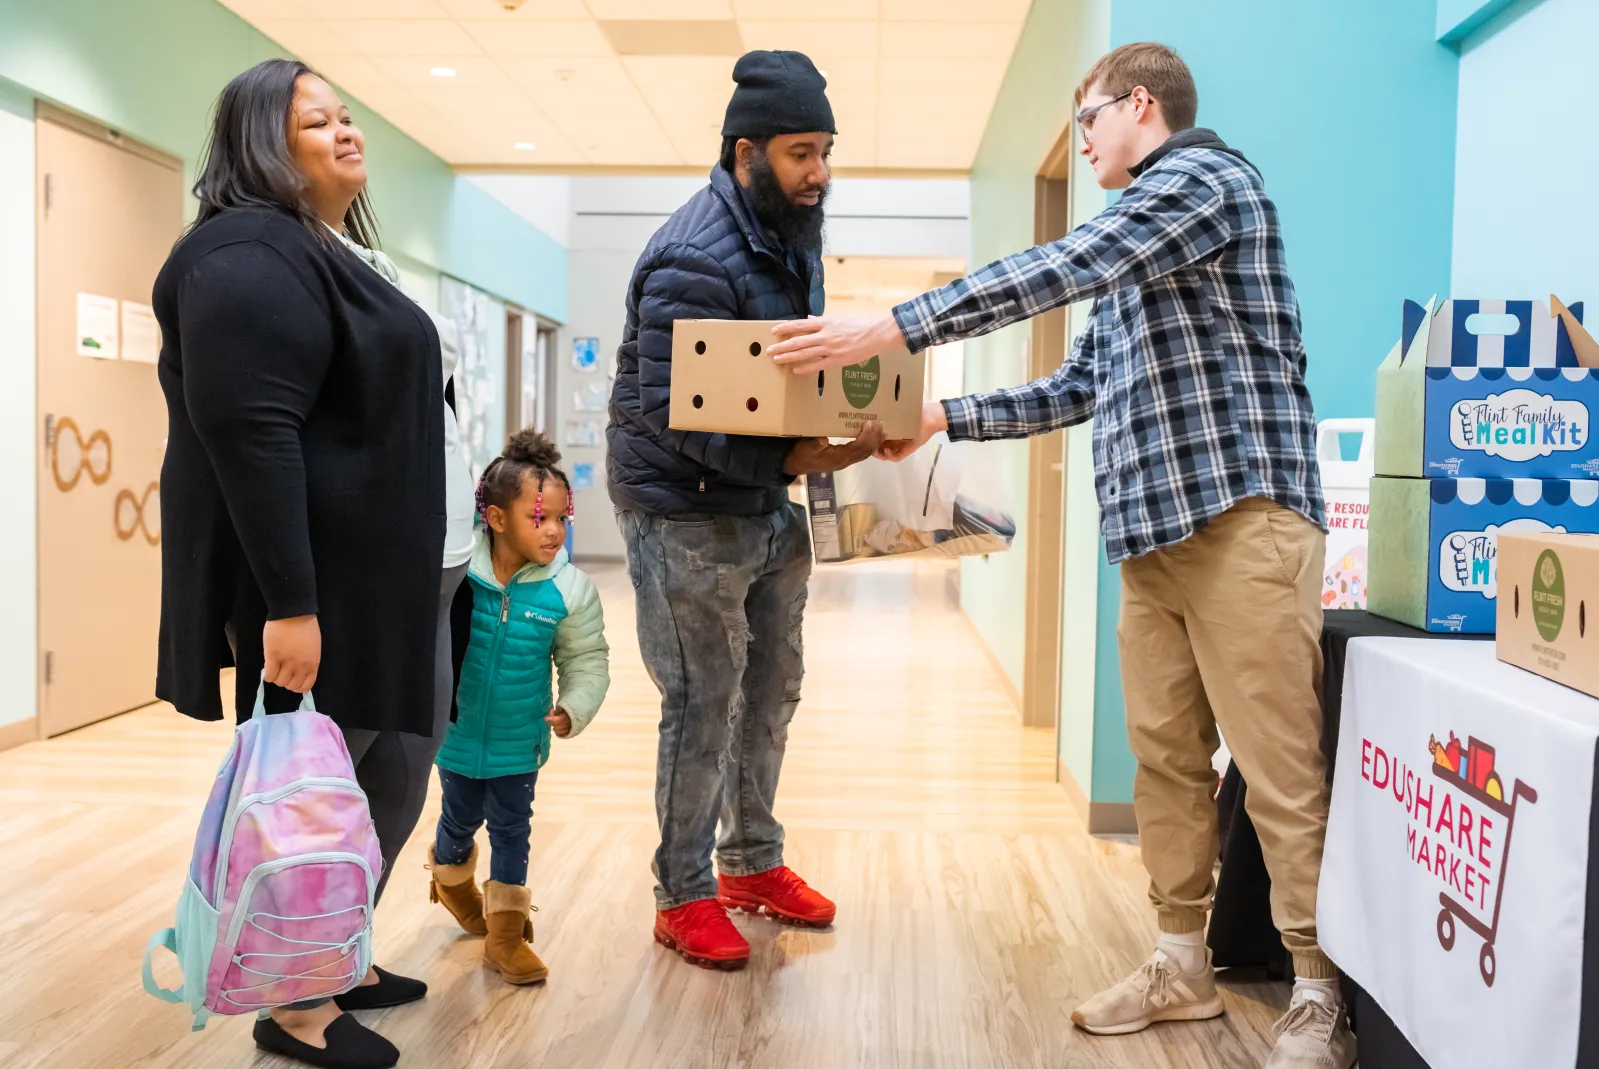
[1375,297,1599,480]
[1497,531,1599,698]
[668,319,924,440]
[1367,476,1599,633]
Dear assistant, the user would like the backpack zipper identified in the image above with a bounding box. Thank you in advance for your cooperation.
[211,777,364,909]
[224,850,376,946]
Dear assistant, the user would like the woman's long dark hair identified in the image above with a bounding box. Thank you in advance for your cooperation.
[191,58,380,248]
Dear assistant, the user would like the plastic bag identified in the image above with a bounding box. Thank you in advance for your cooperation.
[805,434,1017,564]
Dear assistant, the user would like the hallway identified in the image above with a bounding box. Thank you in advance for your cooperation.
[0,562,1286,1068]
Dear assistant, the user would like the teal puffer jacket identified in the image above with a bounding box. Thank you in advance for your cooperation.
[435,534,609,779]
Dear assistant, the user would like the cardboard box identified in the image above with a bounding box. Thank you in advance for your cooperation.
[668,319,924,440]
[1375,297,1599,480]
[1367,475,1599,632]
[1497,531,1599,699]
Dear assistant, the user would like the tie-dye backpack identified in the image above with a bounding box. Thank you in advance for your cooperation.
[141,684,383,1029]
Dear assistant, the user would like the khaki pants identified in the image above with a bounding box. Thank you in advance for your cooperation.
[1118,497,1335,980]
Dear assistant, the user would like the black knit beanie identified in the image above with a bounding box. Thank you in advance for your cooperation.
[721,50,836,139]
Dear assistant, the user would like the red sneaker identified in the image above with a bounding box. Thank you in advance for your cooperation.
[653,899,750,971]
[718,866,837,928]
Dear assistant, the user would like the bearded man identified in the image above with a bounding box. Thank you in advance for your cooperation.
[605,49,882,970]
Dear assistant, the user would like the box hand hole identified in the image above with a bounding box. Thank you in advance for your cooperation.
[749,342,762,356]
[695,340,706,355]
[746,397,759,412]
[817,371,825,397]
[894,374,902,401]
[1464,312,1523,337]
[692,395,704,409]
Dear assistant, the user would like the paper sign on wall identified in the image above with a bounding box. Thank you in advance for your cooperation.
[120,301,160,364]
[572,336,600,373]
[573,382,608,412]
[76,293,119,359]
[571,463,595,492]
[563,419,602,449]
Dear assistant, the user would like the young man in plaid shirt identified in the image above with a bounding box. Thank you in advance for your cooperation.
[770,42,1352,1069]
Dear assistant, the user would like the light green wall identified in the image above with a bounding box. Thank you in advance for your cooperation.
[964,0,1111,797]
[0,0,564,320]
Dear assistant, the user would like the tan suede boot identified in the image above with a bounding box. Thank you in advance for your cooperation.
[427,843,488,937]
[482,880,549,985]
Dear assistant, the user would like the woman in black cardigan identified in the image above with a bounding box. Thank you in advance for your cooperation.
[154,60,446,1069]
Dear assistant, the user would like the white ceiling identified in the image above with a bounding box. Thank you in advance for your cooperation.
[215,0,1032,172]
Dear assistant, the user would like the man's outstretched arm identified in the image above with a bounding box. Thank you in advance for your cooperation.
[769,168,1229,373]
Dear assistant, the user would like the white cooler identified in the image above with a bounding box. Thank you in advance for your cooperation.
[1317,417,1374,611]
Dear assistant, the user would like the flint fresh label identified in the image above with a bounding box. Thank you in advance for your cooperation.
[841,356,881,410]
[1533,549,1566,641]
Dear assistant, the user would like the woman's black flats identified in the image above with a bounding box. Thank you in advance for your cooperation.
[333,965,429,1011]
[252,1013,399,1069]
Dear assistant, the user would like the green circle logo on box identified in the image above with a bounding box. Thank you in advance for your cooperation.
[841,356,881,409]
[1532,548,1565,642]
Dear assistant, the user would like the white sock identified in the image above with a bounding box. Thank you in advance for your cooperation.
[1293,976,1342,1007]
[1156,930,1207,975]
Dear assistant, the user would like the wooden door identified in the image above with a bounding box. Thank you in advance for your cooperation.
[1021,126,1074,731]
[36,109,181,736]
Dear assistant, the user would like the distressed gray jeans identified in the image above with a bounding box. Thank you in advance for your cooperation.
[618,504,811,910]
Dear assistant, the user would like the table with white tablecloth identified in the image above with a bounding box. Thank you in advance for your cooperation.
[1319,637,1599,1069]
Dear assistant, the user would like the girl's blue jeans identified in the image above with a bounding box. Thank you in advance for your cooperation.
[433,767,539,885]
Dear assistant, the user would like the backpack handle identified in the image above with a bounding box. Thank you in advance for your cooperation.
[249,675,318,721]
[141,927,184,1004]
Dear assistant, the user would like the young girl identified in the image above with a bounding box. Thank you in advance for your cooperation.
[425,430,609,985]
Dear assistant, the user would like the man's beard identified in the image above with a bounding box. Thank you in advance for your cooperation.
[746,150,828,258]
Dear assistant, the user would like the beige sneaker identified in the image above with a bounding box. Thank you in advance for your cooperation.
[1264,989,1356,1069]
[1070,949,1225,1036]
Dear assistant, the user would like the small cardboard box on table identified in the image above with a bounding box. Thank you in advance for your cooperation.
[668,319,924,440]
[1367,476,1599,633]
[1375,296,1599,480]
[1497,531,1599,699]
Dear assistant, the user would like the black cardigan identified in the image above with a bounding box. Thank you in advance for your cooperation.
[153,208,445,733]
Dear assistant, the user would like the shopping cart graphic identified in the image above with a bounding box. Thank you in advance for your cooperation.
[1430,735,1538,988]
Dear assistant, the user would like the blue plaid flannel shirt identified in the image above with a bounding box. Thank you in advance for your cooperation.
[892,142,1325,563]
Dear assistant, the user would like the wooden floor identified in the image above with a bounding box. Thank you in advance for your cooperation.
[0,561,1289,1068]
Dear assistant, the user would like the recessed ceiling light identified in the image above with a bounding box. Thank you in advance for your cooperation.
[514,142,535,151]
[429,67,456,78]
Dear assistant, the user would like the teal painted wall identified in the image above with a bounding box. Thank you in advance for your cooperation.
[0,0,563,320]
[1436,0,1543,42]
[1111,0,1458,422]
[1451,0,1588,298]
[1071,0,1461,805]
[967,0,1461,809]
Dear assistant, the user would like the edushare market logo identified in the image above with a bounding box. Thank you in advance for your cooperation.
[840,356,881,409]
[1360,727,1539,989]
[1450,391,1589,462]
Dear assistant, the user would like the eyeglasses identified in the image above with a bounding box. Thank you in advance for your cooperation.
[1076,90,1135,133]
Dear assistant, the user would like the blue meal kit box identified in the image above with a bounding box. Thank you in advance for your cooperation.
[1374,297,1599,480]
[1367,475,1599,633]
